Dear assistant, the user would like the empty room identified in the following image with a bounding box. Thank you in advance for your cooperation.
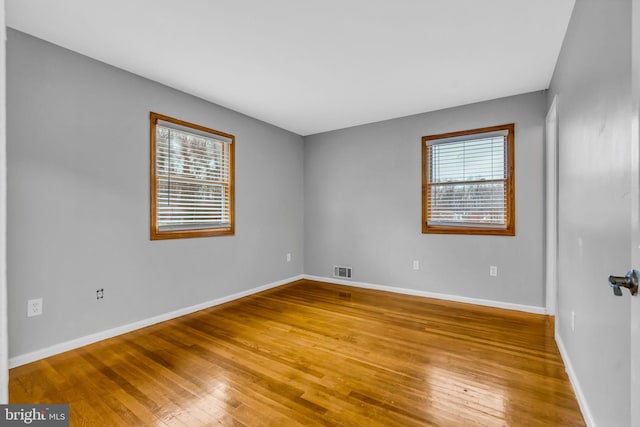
[1,0,639,426]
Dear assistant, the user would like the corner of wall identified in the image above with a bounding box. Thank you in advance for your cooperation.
[554,329,596,427]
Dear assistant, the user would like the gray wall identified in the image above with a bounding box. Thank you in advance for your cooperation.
[548,0,631,425]
[0,0,8,403]
[304,92,547,308]
[7,29,304,358]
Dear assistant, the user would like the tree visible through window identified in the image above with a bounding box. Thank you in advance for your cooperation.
[150,112,234,240]
[422,124,515,236]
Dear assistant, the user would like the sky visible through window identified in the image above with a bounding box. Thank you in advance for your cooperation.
[428,135,506,226]
[156,126,229,229]
[431,137,505,183]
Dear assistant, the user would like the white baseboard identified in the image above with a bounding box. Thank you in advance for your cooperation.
[9,273,547,368]
[11,273,590,425]
[554,331,595,427]
[9,274,304,368]
[303,274,547,315]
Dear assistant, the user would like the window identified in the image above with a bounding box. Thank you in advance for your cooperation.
[422,123,515,236]
[150,112,234,240]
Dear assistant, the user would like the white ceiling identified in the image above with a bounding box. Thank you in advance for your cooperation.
[6,0,575,136]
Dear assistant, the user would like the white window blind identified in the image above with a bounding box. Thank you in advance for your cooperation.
[426,130,508,228]
[155,122,232,232]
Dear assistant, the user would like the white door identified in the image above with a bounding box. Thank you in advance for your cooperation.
[546,96,558,317]
[631,102,640,425]
[631,2,640,425]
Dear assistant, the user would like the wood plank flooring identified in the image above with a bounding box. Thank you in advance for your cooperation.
[9,279,585,426]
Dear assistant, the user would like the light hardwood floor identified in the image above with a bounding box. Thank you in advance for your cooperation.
[9,279,585,426]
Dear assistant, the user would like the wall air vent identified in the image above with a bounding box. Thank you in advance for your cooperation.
[333,265,352,279]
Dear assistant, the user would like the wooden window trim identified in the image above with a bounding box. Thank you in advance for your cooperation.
[150,112,235,240]
[421,123,515,236]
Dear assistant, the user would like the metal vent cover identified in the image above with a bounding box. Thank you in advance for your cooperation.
[333,265,352,279]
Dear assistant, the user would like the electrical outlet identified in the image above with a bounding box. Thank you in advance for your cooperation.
[286,253,292,262]
[27,298,43,317]
[412,260,420,270]
[96,288,104,300]
[571,311,576,332]
[490,266,498,276]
